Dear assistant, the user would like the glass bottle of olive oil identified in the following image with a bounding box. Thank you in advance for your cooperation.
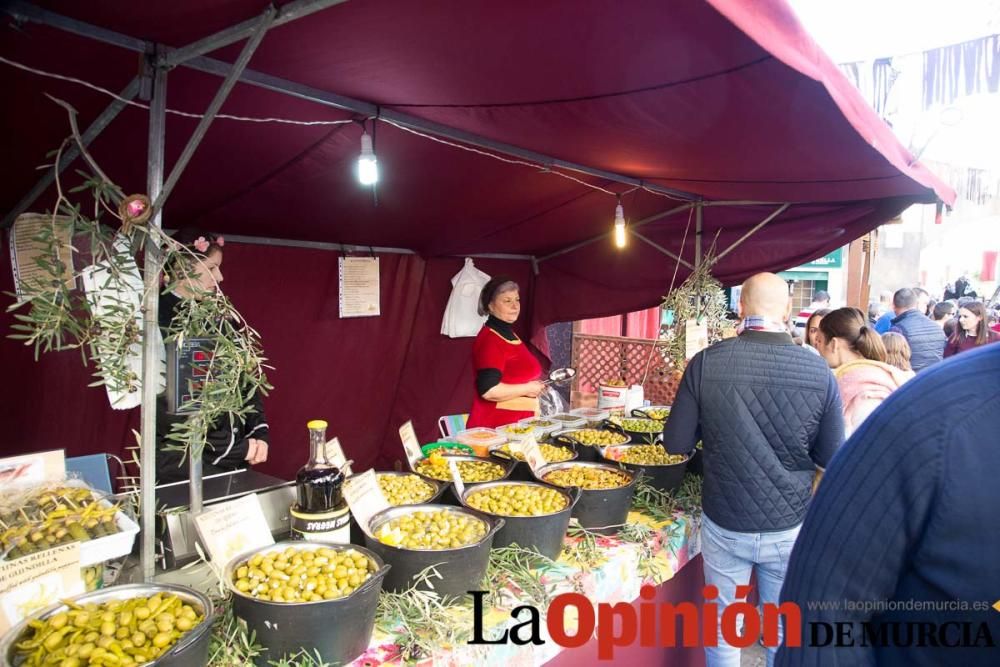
[295,420,344,513]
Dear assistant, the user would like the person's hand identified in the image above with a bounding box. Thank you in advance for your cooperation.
[523,380,546,398]
[245,438,269,465]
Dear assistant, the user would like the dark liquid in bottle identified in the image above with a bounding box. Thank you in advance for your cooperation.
[296,466,344,513]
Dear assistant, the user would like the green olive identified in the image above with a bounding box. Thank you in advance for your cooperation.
[616,418,663,433]
[232,546,377,603]
[376,473,437,505]
[615,445,686,466]
[13,594,202,667]
[376,510,487,550]
[493,443,574,463]
[565,429,629,447]
[414,457,505,482]
[543,465,631,490]
[465,484,568,516]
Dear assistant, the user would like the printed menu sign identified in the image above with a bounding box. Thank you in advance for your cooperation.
[343,470,390,537]
[338,257,380,318]
[0,543,83,633]
[193,494,274,565]
[398,421,423,469]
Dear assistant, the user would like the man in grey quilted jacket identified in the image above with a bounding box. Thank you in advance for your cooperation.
[664,272,845,667]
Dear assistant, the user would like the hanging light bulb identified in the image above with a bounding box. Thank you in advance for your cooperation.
[613,197,627,249]
[357,128,379,186]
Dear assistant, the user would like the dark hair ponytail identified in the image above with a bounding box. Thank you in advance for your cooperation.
[818,307,887,362]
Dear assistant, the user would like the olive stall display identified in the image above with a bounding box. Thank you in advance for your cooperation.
[376,472,443,506]
[610,418,664,443]
[225,542,388,666]
[459,481,579,560]
[363,505,503,596]
[490,442,575,463]
[601,444,691,493]
[534,462,638,535]
[413,454,509,484]
[0,584,213,667]
[632,405,671,421]
[551,428,630,462]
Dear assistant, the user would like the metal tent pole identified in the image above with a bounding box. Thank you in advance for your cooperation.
[1,77,141,229]
[712,203,791,264]
[140,58,167,582]
[631,231,695,270]
[695,203,703,269]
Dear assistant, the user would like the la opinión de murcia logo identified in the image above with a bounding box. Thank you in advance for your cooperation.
[467,588,999,659]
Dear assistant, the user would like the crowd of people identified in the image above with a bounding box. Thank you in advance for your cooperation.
[665,273,999,667]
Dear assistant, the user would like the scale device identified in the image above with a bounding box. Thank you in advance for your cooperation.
[154,468,296,570]
[165,337,216,414]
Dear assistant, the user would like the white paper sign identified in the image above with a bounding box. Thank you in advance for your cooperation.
[0,543,83,634]
[514,436,548,474]
[0,450,65,487]
[324,437,352,475]
[343,470,390,537]
[193,493,274,566]
[338,256,380,318]
[398,421,423,470]
[685,319,709,360]
[448,458,466,499]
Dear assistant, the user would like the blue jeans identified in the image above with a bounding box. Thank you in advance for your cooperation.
[700,514,801,667]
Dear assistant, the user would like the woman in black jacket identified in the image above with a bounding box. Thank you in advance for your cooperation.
[156,230,269,483]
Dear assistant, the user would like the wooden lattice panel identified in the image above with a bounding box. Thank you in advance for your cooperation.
[571,334,683,407]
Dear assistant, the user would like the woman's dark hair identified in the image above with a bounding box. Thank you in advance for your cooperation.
[478,276,519,317]
[881,332,912,372]
[951,301,991,346]
[818,307,887,362]
[804,308,831,347]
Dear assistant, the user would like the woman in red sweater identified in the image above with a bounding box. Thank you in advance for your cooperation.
[466,277,544,428]
[944,301,1000,358]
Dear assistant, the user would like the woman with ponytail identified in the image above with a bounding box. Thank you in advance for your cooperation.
[815,307,911,436]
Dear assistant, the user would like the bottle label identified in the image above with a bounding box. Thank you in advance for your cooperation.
[290,504,351,544]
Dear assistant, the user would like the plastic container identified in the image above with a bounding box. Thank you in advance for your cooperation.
[0,583,214,667]
[364,504,504,597]
[497,423,541,442]
[459,481,581,561]
[79,509,140,566]
[518,417,561,442]
[548,413,587,430]
[454,427,506,457]
[421,441,474,457]
[570,407,610,428]
[225,542,389,666]
[597,383,629,411]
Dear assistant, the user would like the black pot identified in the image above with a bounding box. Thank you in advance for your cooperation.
[226,541,389,666]
[601,444,691,494]
[603,418,663,445]
[411,455,515,504]
[459,481,581,561]
[533,462,638,535]
[688,447,704,476]
[631,406,672,421]
[348,472,447,543]
[364,504,504,598]
[488,443,577,481]
[551,430,630,462]
[0,584,214,667]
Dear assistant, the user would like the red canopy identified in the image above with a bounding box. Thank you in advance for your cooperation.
[0,0,955,471]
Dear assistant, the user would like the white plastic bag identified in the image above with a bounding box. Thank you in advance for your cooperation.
[441,258,490,338]
[538,386,568,417]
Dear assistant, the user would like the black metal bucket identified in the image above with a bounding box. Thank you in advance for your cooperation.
[603,418,663,445]
[225,541,389,666]
[348,472,447,543]
[0,584,214,667]
[459,481,581,561]
[488,443,577,481]
[363,504,504,598]
[533,462,638,535]
[551,430,630,462]
[411,455,515,504]
[601,444,691,494]
[631,406,672,421]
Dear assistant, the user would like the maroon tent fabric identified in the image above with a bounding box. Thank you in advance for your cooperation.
[0,0,955,468]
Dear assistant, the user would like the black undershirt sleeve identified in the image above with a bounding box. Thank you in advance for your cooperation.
[476,368,503,396]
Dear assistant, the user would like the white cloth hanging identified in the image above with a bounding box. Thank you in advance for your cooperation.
[441,258,490,338]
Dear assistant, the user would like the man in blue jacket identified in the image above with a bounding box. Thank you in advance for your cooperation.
[887,287,945,371]
[777,343,1000,666]
[664,272,845,667]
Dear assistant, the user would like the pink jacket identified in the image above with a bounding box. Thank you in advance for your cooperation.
[834,359,913,436]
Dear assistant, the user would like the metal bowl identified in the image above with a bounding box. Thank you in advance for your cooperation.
[411,454,514,485]
[533,461,638,535]
[0,583,214,667]
[601,444,691,493]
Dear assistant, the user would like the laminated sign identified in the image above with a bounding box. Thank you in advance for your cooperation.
[398,421,423,470]
[685,319,709,359]
[0,543,83,633]
[343,470,390,537]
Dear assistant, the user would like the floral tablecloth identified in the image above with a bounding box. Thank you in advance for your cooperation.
[352,510,701,666]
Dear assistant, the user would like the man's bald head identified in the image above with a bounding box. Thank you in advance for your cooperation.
[739,273,792,322]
